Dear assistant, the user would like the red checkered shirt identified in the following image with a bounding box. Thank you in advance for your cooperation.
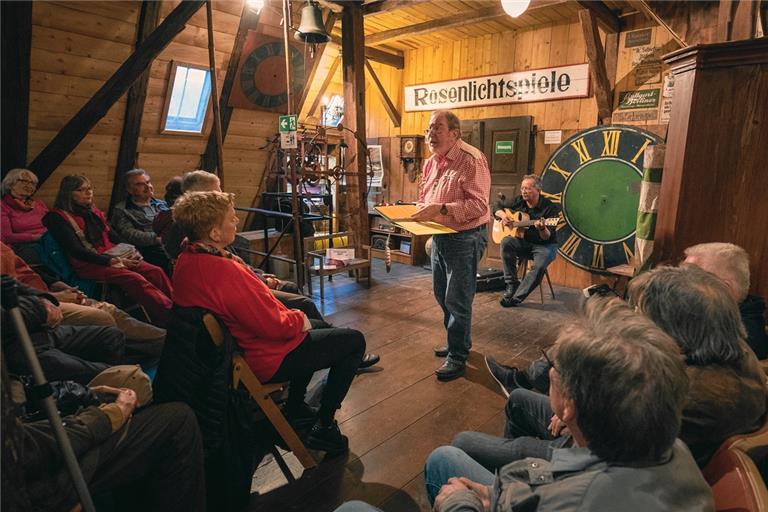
[418,139,491,231]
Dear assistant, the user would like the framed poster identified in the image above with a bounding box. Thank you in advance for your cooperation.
[367,145,384,187]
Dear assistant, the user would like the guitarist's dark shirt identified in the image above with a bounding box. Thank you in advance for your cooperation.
[495,195,561,245]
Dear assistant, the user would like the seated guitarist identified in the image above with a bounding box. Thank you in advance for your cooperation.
[495,175,560,307]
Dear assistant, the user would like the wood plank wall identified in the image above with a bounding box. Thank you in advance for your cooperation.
[27,0,277,225]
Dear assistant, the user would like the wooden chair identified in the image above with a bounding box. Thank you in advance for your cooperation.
[304,231,372,301]
[702,422,768,512]
[517,257,555,304]
[202,313,316,479]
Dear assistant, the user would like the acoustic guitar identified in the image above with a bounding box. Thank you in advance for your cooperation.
[492,209,560,244]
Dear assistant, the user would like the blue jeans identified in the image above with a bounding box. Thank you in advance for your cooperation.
[451,388,571,472]
[500,237,557,302]
[432,227,488,363]
[424,446,496,505]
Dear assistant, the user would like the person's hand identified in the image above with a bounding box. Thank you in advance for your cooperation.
[41,298,63,328]
[457,478,491,511]
[433,477,483,512]
[92,386,138,419]
[535,218,546,230]
[122,257,141,269]
[548,414,570,437]
[302,313,312,332]
[52,288,85,304]
[264,274,281,289]
[411,203,442,221]
[49,281,72,292]
[110,257,125,268]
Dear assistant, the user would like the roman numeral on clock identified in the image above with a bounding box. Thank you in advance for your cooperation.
[561,233,582,259]
[601,130,622,157]
[591,244,605,269]
[570,138,592,165]
[541,191,562,203]
[548,161,572,179]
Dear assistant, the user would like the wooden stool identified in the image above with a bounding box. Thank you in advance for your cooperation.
[517,257,555,304]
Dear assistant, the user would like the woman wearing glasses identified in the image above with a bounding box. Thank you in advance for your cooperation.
[44,175,173,326]
[0,168,50,265]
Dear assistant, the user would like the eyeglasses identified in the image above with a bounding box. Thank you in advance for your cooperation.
[16,178,37,185]
[424,124,449,135]
[540,348,557,373]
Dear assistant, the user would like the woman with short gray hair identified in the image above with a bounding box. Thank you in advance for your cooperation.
[1,168,50,264]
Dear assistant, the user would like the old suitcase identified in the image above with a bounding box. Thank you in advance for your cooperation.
[476,268,505,292]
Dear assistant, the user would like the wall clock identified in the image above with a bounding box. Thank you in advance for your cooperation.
[238,40,306,111]
[540,125,663,272]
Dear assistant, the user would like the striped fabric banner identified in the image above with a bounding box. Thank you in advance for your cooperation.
[635,144,666,273]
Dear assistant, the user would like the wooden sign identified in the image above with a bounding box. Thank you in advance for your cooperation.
[404,64,590,112]
[229,31,308,113]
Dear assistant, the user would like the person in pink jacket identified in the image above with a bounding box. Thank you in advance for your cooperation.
[1,168,49,265]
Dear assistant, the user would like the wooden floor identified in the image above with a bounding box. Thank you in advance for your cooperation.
[248,259,582,512]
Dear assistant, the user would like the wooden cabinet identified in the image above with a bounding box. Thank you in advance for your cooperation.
[369,213,428,266]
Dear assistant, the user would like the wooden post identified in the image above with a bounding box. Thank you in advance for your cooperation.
[201,1,262,173]
[108,0,161,213]
[205,0,226,189]
[341,1,369,251]
[28,0,206,186]
[1,1,32,174]
[283,0,304,289]
[579,9,613,124]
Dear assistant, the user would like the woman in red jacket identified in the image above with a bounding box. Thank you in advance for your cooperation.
[1,168,49,264]
[43,175,172,326]
[172,191,365,455]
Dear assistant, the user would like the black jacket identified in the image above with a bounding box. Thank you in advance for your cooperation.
[741,294,768,359]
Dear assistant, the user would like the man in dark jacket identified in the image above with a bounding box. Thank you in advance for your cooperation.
[2,276,126,384]
[110,169,171,273]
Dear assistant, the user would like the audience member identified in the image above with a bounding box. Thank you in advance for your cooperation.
[684,242,768,358]
[1,242,164,363]
[43,175,173,326]
[1,361,205,512]
[1,168,49,265]
[453,265,767,473]
[111,169,171,273]
[336,298,714,512]
[2,276,126,384]
[152,175,183,248]
[171,191,366,454]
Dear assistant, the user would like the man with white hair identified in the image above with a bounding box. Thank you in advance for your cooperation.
[111,168,170,273]
[684,242,767,358]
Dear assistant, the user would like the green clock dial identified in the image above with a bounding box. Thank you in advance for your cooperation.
[239,41,305,110]
[540,125,663,272]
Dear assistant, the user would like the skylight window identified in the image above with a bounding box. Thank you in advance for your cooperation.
[161,62,212,134]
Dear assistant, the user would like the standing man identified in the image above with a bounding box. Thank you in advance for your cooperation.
[495,175,559,307]
[111,169,171,273]
[412,110,491,381]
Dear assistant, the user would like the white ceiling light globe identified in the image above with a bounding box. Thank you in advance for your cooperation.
[501,0,531,18]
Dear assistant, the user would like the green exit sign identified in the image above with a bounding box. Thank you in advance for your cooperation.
[279,114,297,132]
[495,140,514,154]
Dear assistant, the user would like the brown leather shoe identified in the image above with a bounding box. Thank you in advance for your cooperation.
[358,353,380,369]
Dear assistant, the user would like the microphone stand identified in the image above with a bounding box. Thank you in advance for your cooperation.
[1,276,96,512]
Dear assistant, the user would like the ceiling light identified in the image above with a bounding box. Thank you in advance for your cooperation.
[500,0,531,18]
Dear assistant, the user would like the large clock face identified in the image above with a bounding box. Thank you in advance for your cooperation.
[540,125,663,273]
[239,42,305,110]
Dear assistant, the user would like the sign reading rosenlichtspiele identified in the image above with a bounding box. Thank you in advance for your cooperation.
[404,63,591,112]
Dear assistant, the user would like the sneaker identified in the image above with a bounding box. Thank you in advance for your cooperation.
[500,296,522,308]
[285,402,318,430]
[435,359,466,381]
[485,355,518,398]
[305,420,349,455]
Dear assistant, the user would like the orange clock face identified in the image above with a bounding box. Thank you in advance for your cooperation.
[239,42,305,109]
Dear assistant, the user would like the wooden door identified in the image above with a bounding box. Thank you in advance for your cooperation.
[462,116,533,269]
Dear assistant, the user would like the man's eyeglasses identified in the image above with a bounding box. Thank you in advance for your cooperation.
[424,125,448,135]
[540,348,557,373]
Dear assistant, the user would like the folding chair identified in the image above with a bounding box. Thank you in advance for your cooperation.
[202,313,316,480]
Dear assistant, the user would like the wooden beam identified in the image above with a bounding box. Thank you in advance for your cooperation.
[364,59,401,127]
[341,2,369,249]
[28,0,206,186]
[362,0,429,15]
[718,0,735,41]
[365,0,565,46]
[108,0,160,213]
[329,35,403,68]
[307,55,340,118]
[579,9,612,124]
[1,1,32,174]
[575,0,620,33]
[731,0,757,40]
[201,0,261,173]
[205,0,225,187]
[296,11,339,114]
[627,0,687,47]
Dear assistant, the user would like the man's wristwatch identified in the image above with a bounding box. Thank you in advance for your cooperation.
[440,203,448,215]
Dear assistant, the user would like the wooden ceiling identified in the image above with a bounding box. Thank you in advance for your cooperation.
[328,0,619,52]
